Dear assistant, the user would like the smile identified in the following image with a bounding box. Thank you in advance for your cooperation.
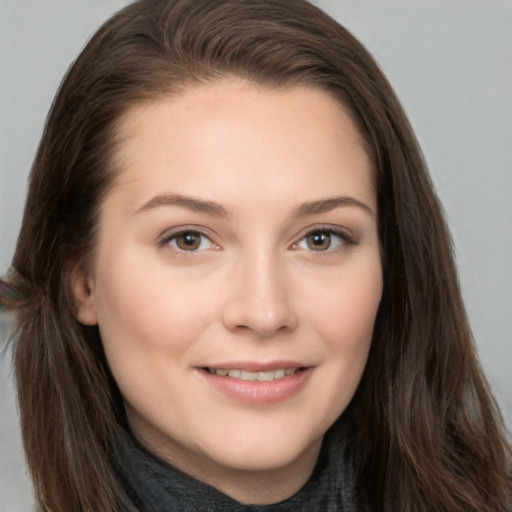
[200,366,312,404]
[206,367,302,381]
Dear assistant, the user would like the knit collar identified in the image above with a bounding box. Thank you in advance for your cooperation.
[113,421,355,511]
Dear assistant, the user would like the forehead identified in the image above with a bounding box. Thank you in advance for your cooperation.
[107,80,374,212]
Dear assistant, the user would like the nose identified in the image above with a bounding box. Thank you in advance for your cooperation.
[222,251,298,337]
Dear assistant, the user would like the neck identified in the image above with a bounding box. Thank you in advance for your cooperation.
[134,427,323,505]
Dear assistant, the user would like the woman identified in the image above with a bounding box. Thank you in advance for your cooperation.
[1,0,510,510]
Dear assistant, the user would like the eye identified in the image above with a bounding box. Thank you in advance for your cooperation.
[296,229,354,252]
[165,230,213,252]
[304,231,333,251]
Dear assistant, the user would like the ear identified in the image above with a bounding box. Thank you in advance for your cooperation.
[70,264,98,326]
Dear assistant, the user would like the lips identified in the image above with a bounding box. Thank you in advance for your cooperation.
[199,364,312,404]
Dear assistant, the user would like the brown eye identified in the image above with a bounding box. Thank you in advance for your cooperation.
[173,231,207,251]
[305,231,331,251]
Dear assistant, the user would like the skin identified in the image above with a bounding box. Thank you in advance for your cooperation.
[73,80,383,504]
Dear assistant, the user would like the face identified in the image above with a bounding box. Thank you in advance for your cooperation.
[74,80,382,501]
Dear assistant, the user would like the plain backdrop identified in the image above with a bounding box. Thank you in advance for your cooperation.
[1,1,511,510]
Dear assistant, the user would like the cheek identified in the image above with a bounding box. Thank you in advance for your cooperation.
[94,246,214,341]
[92,252,215,387]
[307,259,382,399]
[92,258,219,419]
[323,280,381,422]
[309,258,382,344]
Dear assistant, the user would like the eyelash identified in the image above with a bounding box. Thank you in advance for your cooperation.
[158,227,217,255]
[157,225,357,256]
[293,226,357,255]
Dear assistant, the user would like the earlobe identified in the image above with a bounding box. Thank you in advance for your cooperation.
[70,265,98,326]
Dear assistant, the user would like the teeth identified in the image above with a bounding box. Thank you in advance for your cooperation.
[274,369,285,379]
[257,370,275,382]
[209,368,299,381]
[240,370,258,381]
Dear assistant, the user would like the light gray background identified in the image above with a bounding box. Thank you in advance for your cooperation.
[1,1,511,510]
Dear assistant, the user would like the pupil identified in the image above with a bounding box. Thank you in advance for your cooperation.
[307,231,331,251]
[177,232,200,250]
[183,233,196,245]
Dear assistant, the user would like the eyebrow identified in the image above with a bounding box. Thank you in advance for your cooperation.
[134,193,230,217]
[295,196,374,217]
[134,193,373,218]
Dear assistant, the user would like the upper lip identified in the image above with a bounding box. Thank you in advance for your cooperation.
[200,361,310,372]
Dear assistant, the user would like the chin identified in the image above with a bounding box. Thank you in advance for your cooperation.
[198,427,324,474]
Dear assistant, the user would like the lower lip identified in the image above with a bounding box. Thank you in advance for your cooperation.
[199,368,313,404]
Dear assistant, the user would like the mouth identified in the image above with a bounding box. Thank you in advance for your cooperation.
[199,364,312,403]
[204,367,307,382]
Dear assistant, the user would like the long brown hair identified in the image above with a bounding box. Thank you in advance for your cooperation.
[5,0,511,510]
